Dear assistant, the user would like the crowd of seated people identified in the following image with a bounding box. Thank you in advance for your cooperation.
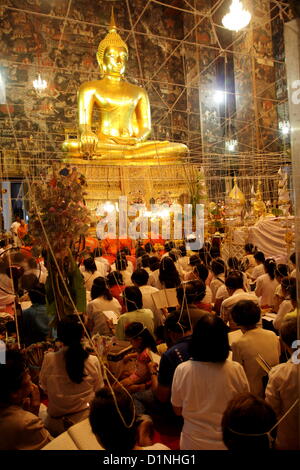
[0,238,299,451]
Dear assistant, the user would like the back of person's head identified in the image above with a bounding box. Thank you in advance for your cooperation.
[125,322,157,352]
[177,280,206,305]
[91,276,112,301]
[84,257,97,274]
[225,271,244,291]
[211,258,226,276]
[164,241,175,252]
[144,242,154,254]
[254,251,265,264]
[210,246,221,259]
[178,245,187,257]
[245,243,255,254]
[228,257,240,270]
[264,258,277,280]
[189,254,201,267]
[231,300,261,328]
[164,310,192,334]
[190,313,229,362]
[280,316,298,350]
[0,240,6,249]
[281,276,295,293]
[121,246,130,256]
[89,388,137,452]
[131,268,149,287]
[290,252,296,266]
[57,317,88,384]
[107,271,124,287]
[168,250,179,263]
[28,283,46,305]
[194,263,209,282]
[288,280,297,302]
[222,393,277,451]
[275,264,288,279]
[141,254,150,268]
[198,248,212,266]
[159,256,180,287]
[116,257,128,271]
[149,256,160,272]
[0,350,27,404]
[136,246,146,258]
[123,286,143,311]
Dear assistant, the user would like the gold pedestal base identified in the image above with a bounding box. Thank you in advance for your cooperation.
[64,159,199,213]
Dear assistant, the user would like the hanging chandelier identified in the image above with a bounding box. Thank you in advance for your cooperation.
[225,139,238,152]
[279,120,290,136]
[33,74,47,91]
[222,0,251,32]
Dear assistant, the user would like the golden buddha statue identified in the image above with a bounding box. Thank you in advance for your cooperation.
[62,10,188,164]
[253,180,266,219]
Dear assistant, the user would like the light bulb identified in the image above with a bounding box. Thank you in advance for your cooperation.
[0,73,6,105]
[214,90,225,104]
[222,0,251,32]
[279,121,290,136]
[226,139,238,152]
[33,74,47,91]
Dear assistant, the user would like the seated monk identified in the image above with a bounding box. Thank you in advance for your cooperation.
[62,11,188,163]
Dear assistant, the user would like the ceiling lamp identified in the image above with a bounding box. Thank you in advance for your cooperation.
[279,120,290,136]
[33,74,47,91]
[214,90,225,104]
[222,0,251,32]
[225,139,238,152]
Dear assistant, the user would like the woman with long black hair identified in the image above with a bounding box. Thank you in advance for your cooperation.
[255,258,279,309]
[157,257,181,289]
[40,317,103,437]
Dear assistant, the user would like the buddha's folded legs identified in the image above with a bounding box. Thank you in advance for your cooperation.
[62,139,188,160]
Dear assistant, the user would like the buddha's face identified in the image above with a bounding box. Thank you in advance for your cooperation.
[102,46,128,77]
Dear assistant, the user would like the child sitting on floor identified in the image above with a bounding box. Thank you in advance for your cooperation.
[118,322,157,393]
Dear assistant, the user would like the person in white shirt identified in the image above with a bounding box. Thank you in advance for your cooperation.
[80,258,102,292]
[116,286,155,340]
[114,257,133,286]
[131,268,164,328]
[87,277,122,336]
[148,256,161,289]
[273,278,296,331]
[210,258,226,304]
[40,317,103,436]
[93,248,110,276]
[0,260,15,315]
[171,314,249,450]
[227,257,250,291]
[10,216,21,247]
[241,243,256,277]
[89,388,169,451]
[255,259,279,309]
[80,256,107,279]
[265,316,300,450]
[231,300,280,397]
[220,271,259,330]
[177,245,191,273]
[251,251,265,282]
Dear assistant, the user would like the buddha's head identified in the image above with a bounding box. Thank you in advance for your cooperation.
[97,10,128,77]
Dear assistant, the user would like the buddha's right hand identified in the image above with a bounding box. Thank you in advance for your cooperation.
[80,130,99,155]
